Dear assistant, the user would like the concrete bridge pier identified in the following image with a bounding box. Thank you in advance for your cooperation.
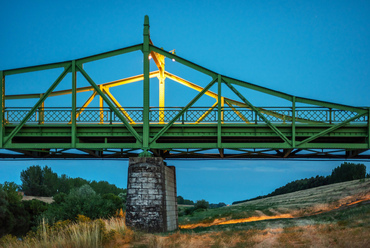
[125,157,178,232]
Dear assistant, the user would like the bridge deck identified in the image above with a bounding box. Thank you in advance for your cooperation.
[1,106,368,159]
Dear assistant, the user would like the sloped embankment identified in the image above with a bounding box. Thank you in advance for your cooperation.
[179,178,370,229]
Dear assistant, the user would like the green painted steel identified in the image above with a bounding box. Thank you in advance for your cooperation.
[76,65,142,143]
[223,78,291,145]
[71,61,77,148]
[0,15,369,159]
[150,77,217,145]
[217,74,222,148]
[4,66,71,146]
[0,71,4,148]
[143,15,150,153]
[292,96,296,147]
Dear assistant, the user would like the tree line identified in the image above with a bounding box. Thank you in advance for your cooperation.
[0,165,126,238]
[20,165,125,197]
[233,162,369,205]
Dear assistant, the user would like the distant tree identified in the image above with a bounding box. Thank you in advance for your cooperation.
[177,196,185,204]
[102,193,124,211]
[90,180,126,195]
[194,199,209,210]
[53,192,67,204]
[42,184,119,223]
[43,166,58,196]
[21,165,45,196]
[330,162,366,183]
[20,165,59,196]
[209,202,227,209]
[57,174,71,194]
[118,192,127,204]
[0,186,14,237]
[22,199,48,229]
[67,177,90,191]
[183,199,195,205]
[0,182,30,237]
[1,182,21,204]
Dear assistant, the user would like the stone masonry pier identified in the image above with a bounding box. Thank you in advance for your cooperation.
[125,157,178,232]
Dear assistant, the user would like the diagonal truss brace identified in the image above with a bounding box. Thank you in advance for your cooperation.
[223,77,291,145]
[102,88,135,124]
[150,77,217,144]
[297,112,367,146]
[76,64,142,143]
[195,101,218,124]
[75,91,98,121]
[4,65,71,145]
[224,99,250,123]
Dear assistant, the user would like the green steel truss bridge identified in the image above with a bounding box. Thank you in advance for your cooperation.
[0,16,369,160]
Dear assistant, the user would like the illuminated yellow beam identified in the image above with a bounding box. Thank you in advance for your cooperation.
[5,71,159,100]
[103,88,135,124]
[39,97,45,124]
[165,71,295,123]
[156,55,166,123]
[149,38,165,71]
[221,96,224,123]
[225,100,250,124]
[194,102,218,124]
[149,39,167,123]
[164,72,218,99]
[69,90,97,124]
[104,71,159,88]
[99,86,104,124]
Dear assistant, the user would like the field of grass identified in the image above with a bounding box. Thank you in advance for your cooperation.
[178,178,370,227]
[1,179,369,247]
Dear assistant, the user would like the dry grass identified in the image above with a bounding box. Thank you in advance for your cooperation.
[234,178,370,210]
[126,223,369,248]
[0,219,103,248]
[1,208,368,247]
[179,179,370,226]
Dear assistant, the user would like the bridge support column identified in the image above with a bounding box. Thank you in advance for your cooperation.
[126,157,178,232]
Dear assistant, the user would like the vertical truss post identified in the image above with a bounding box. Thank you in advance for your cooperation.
[99,85,104,124]
[221,96,224,124]
[38,94,44,124]
[0,71,4,148]
[71,60,77,148]
[292,96,296,147]
[143,15,150,152]
[217,75,222,148]
[158,55,165,124]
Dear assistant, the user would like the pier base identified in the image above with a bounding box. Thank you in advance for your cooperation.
[125,157,178,232]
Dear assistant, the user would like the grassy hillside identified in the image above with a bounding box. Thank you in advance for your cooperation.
[179,178,370,229]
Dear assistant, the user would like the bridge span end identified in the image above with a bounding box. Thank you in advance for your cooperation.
[126,157,178,232]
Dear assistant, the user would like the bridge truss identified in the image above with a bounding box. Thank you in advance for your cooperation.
[0,16,369,159]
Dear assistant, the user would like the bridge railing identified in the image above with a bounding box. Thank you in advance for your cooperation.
[4,107,368,125]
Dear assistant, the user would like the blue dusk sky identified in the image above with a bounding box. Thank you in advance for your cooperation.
[0,1,370,204]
